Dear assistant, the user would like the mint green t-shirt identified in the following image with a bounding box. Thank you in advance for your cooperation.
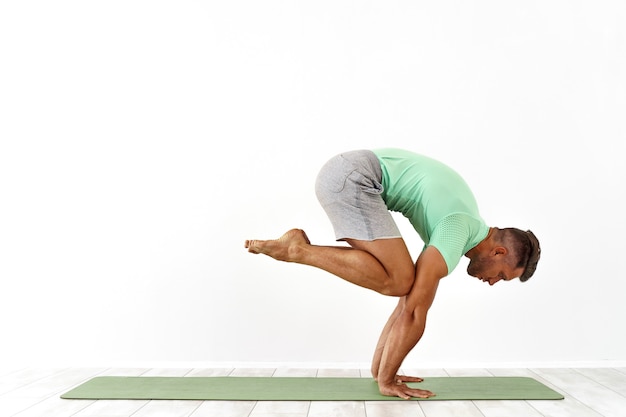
[373,148,489,275]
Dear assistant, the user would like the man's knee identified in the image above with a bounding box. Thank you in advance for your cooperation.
[380,273,414,297]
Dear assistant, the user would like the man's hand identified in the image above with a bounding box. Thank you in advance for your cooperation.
[373,247,447,400]
[395,374,424,384]
[373,374,424,383]
[378,381,435,400]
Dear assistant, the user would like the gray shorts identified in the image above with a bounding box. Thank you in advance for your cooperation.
[315,150,401,241]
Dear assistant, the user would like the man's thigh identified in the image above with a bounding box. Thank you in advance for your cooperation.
[346,237,415,281]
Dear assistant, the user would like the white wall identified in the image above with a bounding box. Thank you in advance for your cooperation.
[1,1,624,368]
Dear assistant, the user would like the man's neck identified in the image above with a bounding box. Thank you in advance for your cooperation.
[465,227,495,258]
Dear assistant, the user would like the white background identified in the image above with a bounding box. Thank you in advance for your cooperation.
[1,1,624,368]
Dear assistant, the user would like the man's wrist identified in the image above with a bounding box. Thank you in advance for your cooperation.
[376,371,397,386]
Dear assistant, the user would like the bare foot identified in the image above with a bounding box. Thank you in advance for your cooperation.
[245,228,311,262]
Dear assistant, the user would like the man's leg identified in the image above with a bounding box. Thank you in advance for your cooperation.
[245,228,415,296]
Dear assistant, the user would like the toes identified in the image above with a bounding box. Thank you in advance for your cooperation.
[245,240,260,253]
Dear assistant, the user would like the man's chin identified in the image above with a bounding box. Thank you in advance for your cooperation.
[466,266,475,277]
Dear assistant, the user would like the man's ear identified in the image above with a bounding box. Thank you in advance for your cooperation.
[492,246,508,256]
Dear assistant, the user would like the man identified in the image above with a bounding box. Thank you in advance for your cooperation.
[245,148,540,399]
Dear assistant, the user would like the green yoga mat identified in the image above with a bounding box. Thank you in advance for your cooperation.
[61,376,563,401]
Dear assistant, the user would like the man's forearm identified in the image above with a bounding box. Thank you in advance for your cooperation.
[374,247,443,399]
[371,346,383,380]
[376,310,426,385]
[371,300,404,379]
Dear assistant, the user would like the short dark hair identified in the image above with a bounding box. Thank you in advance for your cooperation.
[501,228,541,282]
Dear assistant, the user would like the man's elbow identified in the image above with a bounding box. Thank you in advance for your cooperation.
[400,306,428,327]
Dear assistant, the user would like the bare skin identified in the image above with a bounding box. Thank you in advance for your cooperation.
[465,228,525,285]
[370,296,432,398]
[245,228,416,296]
[245,227,523,399]
[372,245,447,399]
[245,229,447,399]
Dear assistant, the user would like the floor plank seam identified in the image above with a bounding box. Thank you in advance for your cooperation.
[572,368,626,399]
[528,369,612,417]
[525,399,549,417]
[2,368,67,397]
[126,398,150,417]
[243,401,257,417]
[4,367,626,417]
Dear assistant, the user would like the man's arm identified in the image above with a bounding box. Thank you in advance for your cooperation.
[375,245,447,399]
[371,298,425,384]
[371,298,403,380]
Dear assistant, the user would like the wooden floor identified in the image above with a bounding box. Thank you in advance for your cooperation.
[1,367,625,417]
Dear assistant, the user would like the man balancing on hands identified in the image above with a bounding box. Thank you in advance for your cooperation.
[245,148,541,400]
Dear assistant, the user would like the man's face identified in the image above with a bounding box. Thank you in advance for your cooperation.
[467,253,524,286]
